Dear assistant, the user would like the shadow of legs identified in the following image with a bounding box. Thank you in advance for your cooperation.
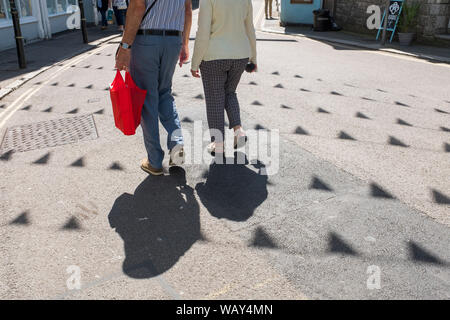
[108,167,201,278]
[196,155,268,222]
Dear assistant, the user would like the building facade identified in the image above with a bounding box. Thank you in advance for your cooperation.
[0,0,98,51]
[323,0,450,39]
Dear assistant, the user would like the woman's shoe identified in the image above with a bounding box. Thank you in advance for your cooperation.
[234,128,247,149]
[169,145,185,166]
[207,142,224,156]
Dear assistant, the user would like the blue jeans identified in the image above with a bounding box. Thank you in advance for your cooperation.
[98,8,107,26]
[130,35,184,169]
[113,7,126,26]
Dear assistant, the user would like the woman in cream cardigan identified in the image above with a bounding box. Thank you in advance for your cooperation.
[191,0,257,155]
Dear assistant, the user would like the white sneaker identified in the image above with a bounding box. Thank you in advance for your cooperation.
[207,142,224,155]
[169,145,185,166]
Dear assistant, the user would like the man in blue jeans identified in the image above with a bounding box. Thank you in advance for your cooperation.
[115,0,192,175]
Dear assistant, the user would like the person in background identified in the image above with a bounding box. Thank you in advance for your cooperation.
[113,0,127,31]
[265,0,273,20]
[191,0,257,155]
[97,0,112,30]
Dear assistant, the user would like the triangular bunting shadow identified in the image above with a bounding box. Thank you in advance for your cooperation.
[33,152,50,165]
[397,118,412,126]
[310,176,333,191]
[338,131,356,140]
[328,232,358,256]
[250,227,279,249]
[70,157,85,167]
[444,143,450,153]
[408,242,444,265]
[432,189,450,204]
[109,162,124,171]
[10,211,30,225]
[356,112,370,119]
[388,136,409,148]
[435,108,449,114]
[0,150,14,161]
[370,183,395,199]
[67,108,79,114]
[62,217,81,230]
[395,101,409,107]
[294,126,309,135]
[317,108,330,114]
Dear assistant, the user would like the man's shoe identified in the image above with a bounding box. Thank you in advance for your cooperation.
[141,159,164,176]
[169,145,185,166]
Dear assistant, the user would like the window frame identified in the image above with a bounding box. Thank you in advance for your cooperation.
[0,0,38,28]
[47,0,75,17]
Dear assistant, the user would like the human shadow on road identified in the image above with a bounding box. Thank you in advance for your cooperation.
[196,153,268,222]
[108,167,200,278]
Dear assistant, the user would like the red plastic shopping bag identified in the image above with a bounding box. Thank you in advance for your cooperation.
[109,71,147,136]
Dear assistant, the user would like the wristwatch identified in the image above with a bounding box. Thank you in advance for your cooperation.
[119,42,131,49]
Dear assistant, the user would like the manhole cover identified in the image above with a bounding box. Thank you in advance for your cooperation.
[0,114,98,153]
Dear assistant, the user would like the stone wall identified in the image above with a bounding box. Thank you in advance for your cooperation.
[419,0,450,36]
[333,0,450,39]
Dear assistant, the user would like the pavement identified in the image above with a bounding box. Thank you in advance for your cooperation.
[0,0,449,300]
[0,27,122,100]
[262,9,450,64]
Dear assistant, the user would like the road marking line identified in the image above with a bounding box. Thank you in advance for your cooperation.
[0,44,114,130]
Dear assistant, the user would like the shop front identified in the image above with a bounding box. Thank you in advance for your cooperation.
[0,0,97,52]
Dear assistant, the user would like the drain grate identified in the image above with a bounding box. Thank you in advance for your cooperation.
[0,114,98,153]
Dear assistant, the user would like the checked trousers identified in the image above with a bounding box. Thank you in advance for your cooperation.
[199,58,249,142]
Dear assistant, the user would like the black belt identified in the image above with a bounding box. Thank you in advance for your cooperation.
[137,29,182,36]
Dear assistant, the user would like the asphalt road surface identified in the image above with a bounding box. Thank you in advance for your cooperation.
[0,0,449,299]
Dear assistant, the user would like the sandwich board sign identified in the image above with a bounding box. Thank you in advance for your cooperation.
[376,0,404,43]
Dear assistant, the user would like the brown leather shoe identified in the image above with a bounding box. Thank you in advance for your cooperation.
[141,159,163,176]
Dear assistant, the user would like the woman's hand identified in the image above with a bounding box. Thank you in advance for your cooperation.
[191,69,200,78]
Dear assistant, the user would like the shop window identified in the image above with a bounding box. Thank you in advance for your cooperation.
[0,0,34,20]
[0,0,10,20]
[18,0,32,17]
[47,0,75,15]
[0,1,7,20]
